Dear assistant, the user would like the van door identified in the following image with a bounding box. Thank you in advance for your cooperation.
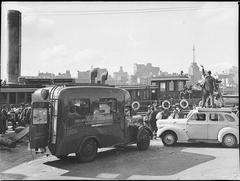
[29,102,49,149]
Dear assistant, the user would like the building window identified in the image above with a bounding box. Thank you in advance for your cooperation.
[151,82,157,86]
[169,81,174,91]
[160,82,166,92]
[178,81,184,91]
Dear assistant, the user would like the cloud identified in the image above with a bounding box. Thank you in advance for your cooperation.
[37,45,106,77]
[208,62,235,74]
[40,44,68,61]
[195,3,238,26]
[23,15,55,40]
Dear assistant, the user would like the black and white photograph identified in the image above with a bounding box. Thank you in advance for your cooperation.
[0,1,239,180]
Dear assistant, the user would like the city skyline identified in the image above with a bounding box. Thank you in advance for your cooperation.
[1,2,238,79]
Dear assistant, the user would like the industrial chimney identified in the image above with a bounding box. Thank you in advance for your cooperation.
[7,10,21,84]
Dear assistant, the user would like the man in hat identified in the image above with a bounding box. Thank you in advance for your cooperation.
[156,106,164,120]
[144,105,152,127]
[200,65,217,108]
[169,105,179,119]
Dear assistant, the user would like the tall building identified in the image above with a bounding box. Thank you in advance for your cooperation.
[133,63,160,85]
[56,70,71,78]
[188,45,202,85]
[38,70,71,79]
[76,70,90,83]
[113,66,129,85]
[76,67,109,84]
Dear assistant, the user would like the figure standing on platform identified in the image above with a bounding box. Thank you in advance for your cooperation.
[200,65,217,108]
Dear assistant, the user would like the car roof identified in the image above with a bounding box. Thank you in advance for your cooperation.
[195,107,233,113]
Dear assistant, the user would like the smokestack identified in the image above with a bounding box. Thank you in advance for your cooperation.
[101,72,108,84]
[7,10,21,84]
[90,68,98,84]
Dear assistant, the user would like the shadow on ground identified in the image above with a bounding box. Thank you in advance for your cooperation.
[0,173,27,180]
[44,142,216,179]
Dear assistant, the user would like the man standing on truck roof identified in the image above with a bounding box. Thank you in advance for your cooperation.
[200,65,217,108]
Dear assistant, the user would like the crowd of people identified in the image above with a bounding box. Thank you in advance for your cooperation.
[0,103,31,134]
[144,102,185,138]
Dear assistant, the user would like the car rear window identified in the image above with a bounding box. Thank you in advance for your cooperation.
[224,114,235,122]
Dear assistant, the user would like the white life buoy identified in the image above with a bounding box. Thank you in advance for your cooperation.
[198,100,203,107]
[162,100,171,109]
[132,101,140,111]
[180,99,189,109]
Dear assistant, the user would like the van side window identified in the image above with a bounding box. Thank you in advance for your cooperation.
[91,98,117,124]
[99,98,117,113]
[69,99,90,118]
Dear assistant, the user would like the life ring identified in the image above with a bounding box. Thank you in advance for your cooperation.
[180,99,189,109]
[132,101,140,111]
[162,100,171,109]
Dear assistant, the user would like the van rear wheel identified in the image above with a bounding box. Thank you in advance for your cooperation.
[76,138,98,162]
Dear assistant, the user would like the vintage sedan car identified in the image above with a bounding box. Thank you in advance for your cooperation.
[156,107,239,148]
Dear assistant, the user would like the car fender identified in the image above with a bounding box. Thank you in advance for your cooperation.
[218,127,239,144]
[157,125,189,141]
[137,125,153,140]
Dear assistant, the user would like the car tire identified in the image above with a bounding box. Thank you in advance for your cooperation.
[76,138,98,162]
[137,129,150,150]
[222,134,237,148]
[161,131,177,146]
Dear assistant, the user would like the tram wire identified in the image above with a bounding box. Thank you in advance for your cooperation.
[22,4,236,16]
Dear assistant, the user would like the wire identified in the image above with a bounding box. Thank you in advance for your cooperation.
[22,5,236,16]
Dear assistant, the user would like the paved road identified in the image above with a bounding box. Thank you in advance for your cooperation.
[0,139,239,180]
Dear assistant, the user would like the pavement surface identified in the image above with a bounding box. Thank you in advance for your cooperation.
[0,137,239,180]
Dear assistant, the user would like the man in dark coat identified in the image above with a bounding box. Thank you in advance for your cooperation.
[149,106,160,138]
[200,65,217,108]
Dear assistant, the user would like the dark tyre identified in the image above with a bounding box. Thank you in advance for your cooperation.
[76,139,98,162]
[222,134,237,148]
[137,129,150,150]
[56,155,68,160]
[161,131,177,146]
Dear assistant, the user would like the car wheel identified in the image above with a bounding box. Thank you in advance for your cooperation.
[222,134,237,148]
[137,129,150,150]
[56,155,68,160]
[76,138,98,162]
[161,131,177,146]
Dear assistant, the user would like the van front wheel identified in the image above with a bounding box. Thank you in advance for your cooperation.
[76,138,98,162]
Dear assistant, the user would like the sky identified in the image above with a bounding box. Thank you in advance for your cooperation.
[1,1,238,79]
